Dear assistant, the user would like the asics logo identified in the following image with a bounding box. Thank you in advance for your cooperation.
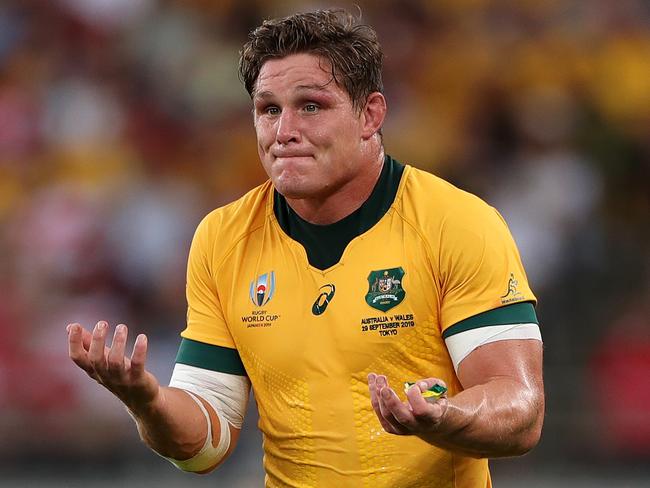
[312,284,335,315]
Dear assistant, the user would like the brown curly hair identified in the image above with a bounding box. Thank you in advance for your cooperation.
[239,9,384,112]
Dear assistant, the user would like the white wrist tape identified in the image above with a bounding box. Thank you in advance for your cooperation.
[164,390,230,472]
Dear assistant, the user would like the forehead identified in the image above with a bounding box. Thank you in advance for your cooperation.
[255,53,343,98]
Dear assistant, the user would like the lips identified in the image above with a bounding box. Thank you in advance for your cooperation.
[273,152,312,159]
[271,147,313,158]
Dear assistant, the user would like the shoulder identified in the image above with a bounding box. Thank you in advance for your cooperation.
[192,180,273,262]
[398,165,504,235]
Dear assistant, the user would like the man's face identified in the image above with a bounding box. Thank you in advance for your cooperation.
[253,53,367,200]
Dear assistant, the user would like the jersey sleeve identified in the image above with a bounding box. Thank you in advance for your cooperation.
[181,214,236,348]
[178,214,246,375]
[438,200,536,334]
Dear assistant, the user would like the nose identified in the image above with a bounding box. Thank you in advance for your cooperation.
[276,109,301,145]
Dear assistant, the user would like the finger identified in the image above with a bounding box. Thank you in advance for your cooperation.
[407,382,436,417]
[107,324,128,375]
[368,373,402,434]
[68,322,95,351]
[406,382,447,426]
[379,385,416,430]
[68,323,93,374]
[376,376,410,434]
[367,373,379,409]
[418,377,448,393]
[88,321,109,374]
[130,334,148,380]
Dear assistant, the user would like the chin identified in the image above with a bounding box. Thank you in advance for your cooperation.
[273,183,310,199]
[272,171,311,198]
[275,178,329,200]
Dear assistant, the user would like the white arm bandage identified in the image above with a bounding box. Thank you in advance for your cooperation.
[164,364,251,472]
[162,390,230,472]
[169,363,250,429]
[444,322,542,373]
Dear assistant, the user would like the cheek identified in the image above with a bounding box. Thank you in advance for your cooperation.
[257,146,275,179]
[254,126,274,177]
[329,116,360,143]
[306,126,345,155]
[255,119,275,149]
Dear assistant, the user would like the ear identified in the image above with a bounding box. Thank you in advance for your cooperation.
[360,92,387,140]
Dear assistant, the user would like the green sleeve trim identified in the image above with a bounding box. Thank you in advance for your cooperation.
[175,338,247,376]
[442,302,538,340]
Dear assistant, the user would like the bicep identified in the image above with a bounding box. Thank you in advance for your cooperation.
[457,338,544,394]
[168,364,251,470]
[169,363,251,429]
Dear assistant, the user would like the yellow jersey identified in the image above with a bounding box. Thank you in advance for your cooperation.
[177,156,536,487]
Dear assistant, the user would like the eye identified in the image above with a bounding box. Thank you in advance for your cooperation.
[266,106,281,116]
[303,103,319,113]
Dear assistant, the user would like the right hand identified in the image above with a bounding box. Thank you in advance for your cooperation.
[67,321,160,412]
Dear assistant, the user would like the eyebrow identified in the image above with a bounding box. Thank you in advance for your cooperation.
[254,83,333,100]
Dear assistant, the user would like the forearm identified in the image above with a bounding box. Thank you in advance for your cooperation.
[425,378,544,458]
[128,386,210,460]
[66,322,233,468]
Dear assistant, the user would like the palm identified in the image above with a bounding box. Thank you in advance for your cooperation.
[68,322,161,411]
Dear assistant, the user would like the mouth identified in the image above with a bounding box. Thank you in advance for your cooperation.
[272,149,313,159]
[273,154,313,160]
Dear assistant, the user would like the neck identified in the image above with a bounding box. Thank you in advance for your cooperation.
[286,148,385,225]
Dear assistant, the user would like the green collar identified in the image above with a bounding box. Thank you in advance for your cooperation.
[274,155,405,270]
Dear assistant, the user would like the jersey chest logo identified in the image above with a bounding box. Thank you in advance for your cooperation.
[249,271,276,307]
[366,267,405,312]
[312,284,335,315]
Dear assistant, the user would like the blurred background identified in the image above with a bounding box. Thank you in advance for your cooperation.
[0,0,648,486]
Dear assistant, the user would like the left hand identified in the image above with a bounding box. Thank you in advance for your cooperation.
[367,373,448,435]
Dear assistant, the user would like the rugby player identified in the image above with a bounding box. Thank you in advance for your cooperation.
[68,9,544,487]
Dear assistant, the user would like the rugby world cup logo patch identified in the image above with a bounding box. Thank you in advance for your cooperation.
[250,271,276,307]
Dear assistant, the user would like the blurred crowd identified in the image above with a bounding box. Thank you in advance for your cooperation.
[0,0,648,476]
